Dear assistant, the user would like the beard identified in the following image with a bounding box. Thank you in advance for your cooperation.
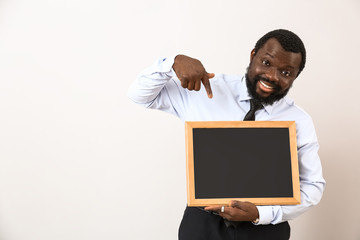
[245,67,292,105]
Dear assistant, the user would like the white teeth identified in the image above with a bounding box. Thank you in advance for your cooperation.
[260,80,274,89]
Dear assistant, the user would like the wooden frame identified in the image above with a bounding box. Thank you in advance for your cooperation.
[185,121,300,206]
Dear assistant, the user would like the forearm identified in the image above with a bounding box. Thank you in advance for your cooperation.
[127,56,176,107]
[256,179,325,225]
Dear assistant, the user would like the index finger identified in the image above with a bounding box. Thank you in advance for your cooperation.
[201,74,213,99]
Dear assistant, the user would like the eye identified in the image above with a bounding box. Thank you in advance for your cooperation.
[262,59,270,66]
[281,70,291,77]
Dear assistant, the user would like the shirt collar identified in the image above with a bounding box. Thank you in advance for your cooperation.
[239,76,275,115]
[239,76,251,101]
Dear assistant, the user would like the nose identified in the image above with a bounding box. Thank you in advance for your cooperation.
[265,67,280,83]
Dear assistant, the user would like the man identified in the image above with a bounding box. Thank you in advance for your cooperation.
[127,29,325,240]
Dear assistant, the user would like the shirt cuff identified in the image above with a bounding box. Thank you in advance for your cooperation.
[255,206,274,225]
[160,55,177,78]
[166,67,177,78]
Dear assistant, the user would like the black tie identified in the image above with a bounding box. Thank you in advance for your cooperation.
[243,99,263,121]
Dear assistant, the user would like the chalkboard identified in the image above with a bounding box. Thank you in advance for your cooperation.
[185,121,300,206]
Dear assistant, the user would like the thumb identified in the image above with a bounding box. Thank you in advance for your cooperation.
[229,200,242,209]
[208,73,215,79]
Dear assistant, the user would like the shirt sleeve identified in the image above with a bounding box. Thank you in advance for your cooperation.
[255,118,326,225]
[127,56,188,119]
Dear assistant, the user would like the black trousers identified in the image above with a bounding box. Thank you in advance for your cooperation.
[179,207,290,240]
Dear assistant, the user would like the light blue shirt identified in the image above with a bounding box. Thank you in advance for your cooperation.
[127,56,325,225]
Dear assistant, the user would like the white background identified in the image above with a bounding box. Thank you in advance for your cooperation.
[0,0,359,239]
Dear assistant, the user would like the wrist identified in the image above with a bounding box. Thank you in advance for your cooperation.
[251,207,260,224]
[173,54,184,73]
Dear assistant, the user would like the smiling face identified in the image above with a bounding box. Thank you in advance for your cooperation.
[246,38,302,105]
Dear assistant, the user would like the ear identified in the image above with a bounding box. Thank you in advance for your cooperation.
[250,49,256,61]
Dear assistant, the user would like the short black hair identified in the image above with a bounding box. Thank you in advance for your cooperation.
[254,29,306,76]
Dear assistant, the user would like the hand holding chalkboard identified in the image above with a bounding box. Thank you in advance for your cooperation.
[204,200,259,222]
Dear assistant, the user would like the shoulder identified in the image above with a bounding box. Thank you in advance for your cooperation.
[212,74,243,83]
[282,97,318,142]
[208,74,244,97]
[210,74,243,90]
[283,97,313,121]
